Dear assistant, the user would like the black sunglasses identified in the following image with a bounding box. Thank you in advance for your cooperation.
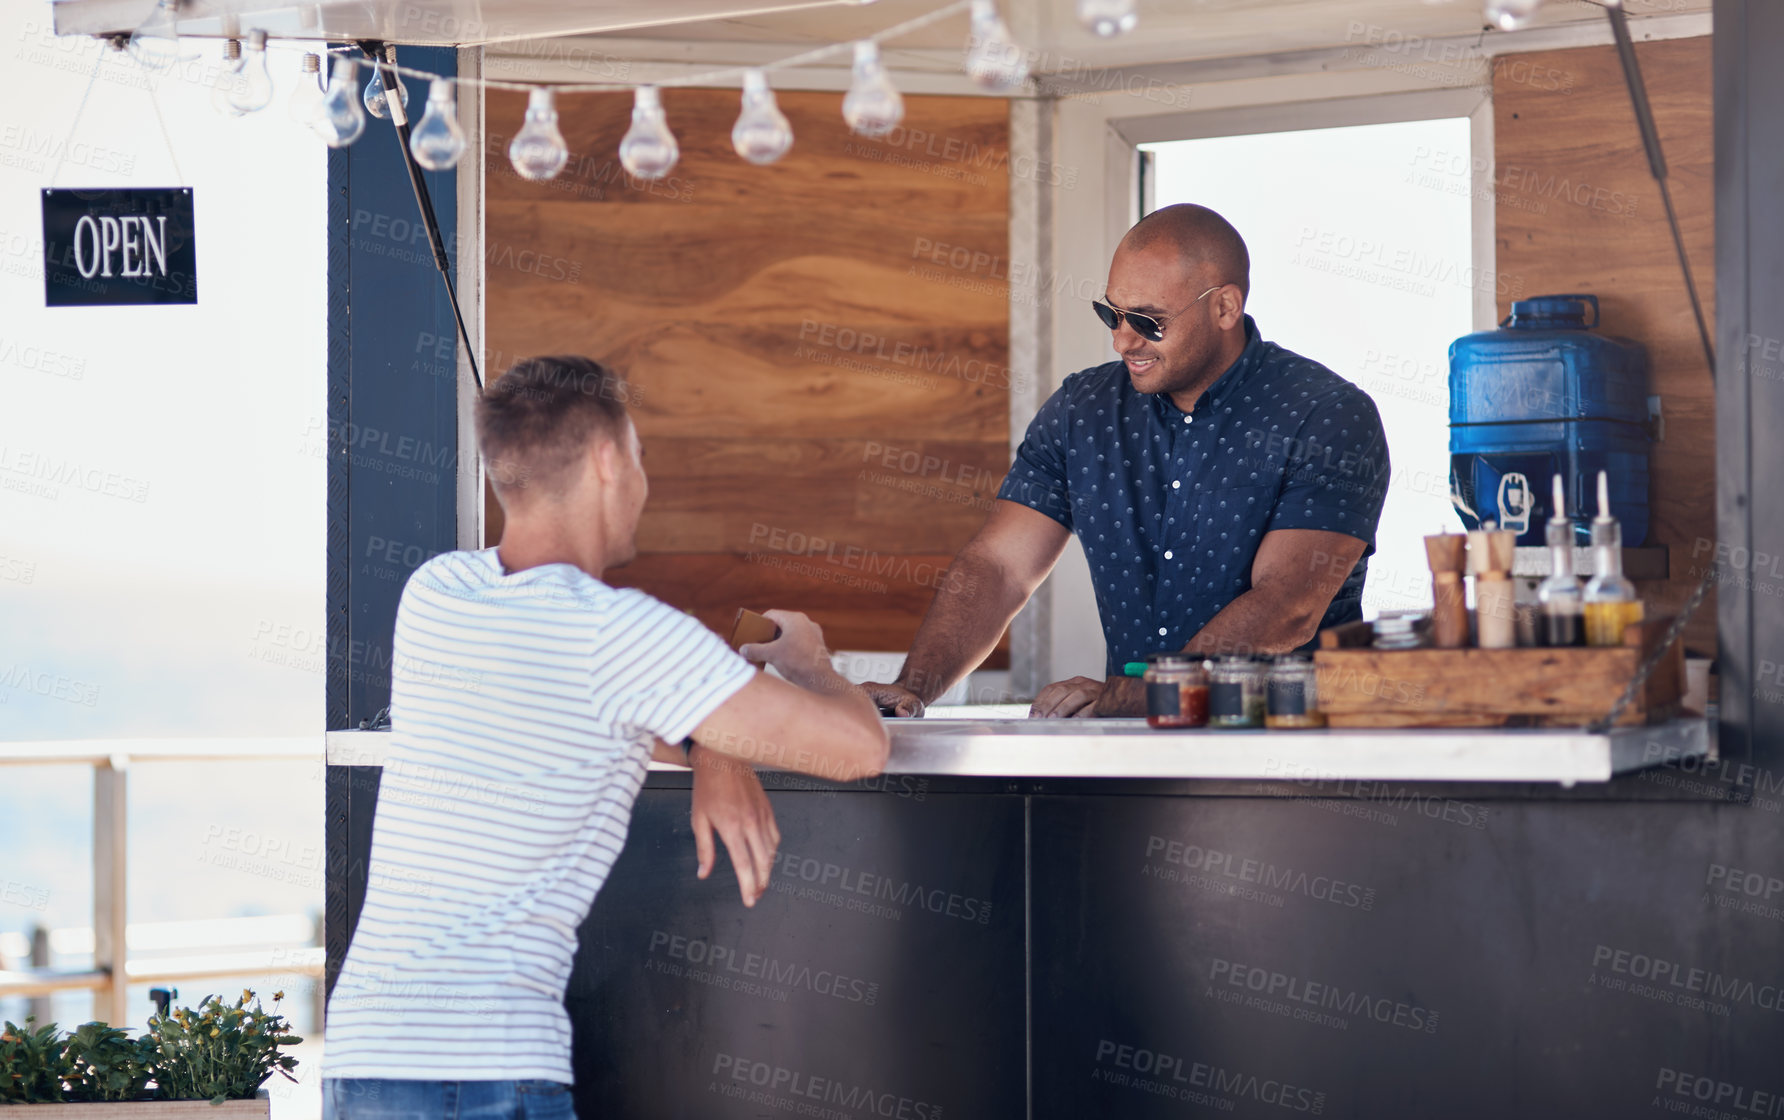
[1092,286,1222,342]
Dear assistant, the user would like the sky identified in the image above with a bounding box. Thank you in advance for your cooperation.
[0,0,330,1066]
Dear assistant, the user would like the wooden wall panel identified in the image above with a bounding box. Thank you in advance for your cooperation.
[486,88,1011,661]
[1494,36,1716,655]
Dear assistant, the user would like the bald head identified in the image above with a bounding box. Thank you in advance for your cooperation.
[1120,203,1250,299]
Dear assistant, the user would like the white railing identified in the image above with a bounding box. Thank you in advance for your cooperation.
[0,738,325,1025]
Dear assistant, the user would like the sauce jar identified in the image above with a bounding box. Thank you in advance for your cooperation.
[1207,656,1266,728]
[1265,654,1326,729]
[1144,653,1209,729]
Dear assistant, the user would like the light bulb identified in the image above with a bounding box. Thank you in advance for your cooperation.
[363,61,408,119]
[314,57,367,148]
[211,39,247,117]
[732,70,793,165]
[508,88,569,181]
[1484,0,1543,29]
[289,53,324,126]
[842,42,903,137]
[1076,0,1137,37]
[226,29,274,113]
[618,86,679,180]
[410,79,467,170]
[964,0,1029,92]
[127,0,190,71]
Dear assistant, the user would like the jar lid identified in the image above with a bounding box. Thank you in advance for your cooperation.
[1147,651,1195,667]
[1273,652,1313,665]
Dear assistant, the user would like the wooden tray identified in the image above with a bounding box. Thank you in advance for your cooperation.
[1313,615,1683,728]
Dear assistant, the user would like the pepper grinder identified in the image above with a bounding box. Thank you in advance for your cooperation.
[1472,524,1518,649]
[1425,532,1469,649]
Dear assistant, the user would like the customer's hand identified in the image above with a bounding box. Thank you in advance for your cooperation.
[862,681,925,718]
[738,609,833,690]
[689,746,780,907]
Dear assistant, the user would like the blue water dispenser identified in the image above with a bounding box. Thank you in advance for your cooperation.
[1448,294,1652,546]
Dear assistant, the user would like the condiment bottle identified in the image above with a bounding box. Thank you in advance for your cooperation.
[1425,533,1469,649]
[1265,654,1325,729]
[1144,654,1209,729]
[1584,470,1643,646]
[1536,473,1584,646]
[1207,656,1266,728]
[1473,524,1517,649]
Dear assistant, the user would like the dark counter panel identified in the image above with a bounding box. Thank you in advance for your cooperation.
[1030,795,1784,1120]
[566,787,1027,1120]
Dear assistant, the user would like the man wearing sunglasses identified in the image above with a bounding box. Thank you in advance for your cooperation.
[865,203,1389,718]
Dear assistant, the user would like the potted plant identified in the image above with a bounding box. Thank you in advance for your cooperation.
[1,990,301,1116]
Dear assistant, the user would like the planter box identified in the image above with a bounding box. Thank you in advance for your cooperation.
[13,1090,270,1120]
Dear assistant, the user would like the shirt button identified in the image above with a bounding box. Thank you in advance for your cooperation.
[1171,480,1181,490]
[1158,627,1168,636]
[1183,416,1193,425]
[1164,550,1174,560]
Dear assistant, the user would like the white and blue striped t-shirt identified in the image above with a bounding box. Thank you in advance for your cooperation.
[322,549,756,1082]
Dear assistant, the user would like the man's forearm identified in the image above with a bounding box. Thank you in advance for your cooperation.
[1186,584,1322,657]
[896,549,1027,704]
[1092,586,1320,717]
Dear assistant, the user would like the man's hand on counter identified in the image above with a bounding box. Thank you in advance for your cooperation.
[1030,676,1104,718]
[1029,675,1145,718]
[862,681,925,718]
[689,745,780,907]
[1092,675,1145,717]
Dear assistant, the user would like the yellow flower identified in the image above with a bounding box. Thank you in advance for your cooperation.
[272,991,284,1001]
[209,1028,220,1038]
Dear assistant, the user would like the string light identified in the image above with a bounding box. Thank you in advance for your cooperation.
[289,54,324,126]
[126,0,187,70]
[211,40,247,117]
[732,70,793,165]
[1076,0,1137,37]
[129,0,1031,183]
[228,30,275,113]
[964,0,1029,92]
[364,61,408,119]
[508,89,569,181]
[619,86,679,179]
[313,56,367,148]
[410,79,467,170]
[842,42,903,137]
[1484,0,1543,29]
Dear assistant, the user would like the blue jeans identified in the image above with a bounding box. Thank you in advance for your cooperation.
[324,1079,576,1120]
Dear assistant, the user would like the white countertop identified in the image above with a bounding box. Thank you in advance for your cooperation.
[322,712,1712,786]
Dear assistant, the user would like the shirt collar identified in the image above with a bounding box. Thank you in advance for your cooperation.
[1149,314,1264,423]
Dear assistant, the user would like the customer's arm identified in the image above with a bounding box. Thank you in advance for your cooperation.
[690,611,889,783]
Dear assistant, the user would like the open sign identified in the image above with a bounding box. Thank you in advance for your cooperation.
[40,187,197,306]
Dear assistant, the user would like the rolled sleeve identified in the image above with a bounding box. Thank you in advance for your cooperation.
[1264,387,1391,550]
[996,384,1074,529]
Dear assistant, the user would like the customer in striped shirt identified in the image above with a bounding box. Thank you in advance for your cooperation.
[322,355,888,1120]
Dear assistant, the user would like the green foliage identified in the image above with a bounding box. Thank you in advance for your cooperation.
[0,991,302,1107]
[143,990,303,1106]
[0,1016,70,1104]
[63,1022,156,1102]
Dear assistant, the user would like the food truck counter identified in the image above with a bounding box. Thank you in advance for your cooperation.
[324,712,1744,1120]
[325,711,1712,786]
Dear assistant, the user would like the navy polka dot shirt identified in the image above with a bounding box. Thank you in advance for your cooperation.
[997,315,1391,677]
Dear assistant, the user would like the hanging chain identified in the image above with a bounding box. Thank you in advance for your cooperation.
[1589,562,1716,734]
[49,48,106,187]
